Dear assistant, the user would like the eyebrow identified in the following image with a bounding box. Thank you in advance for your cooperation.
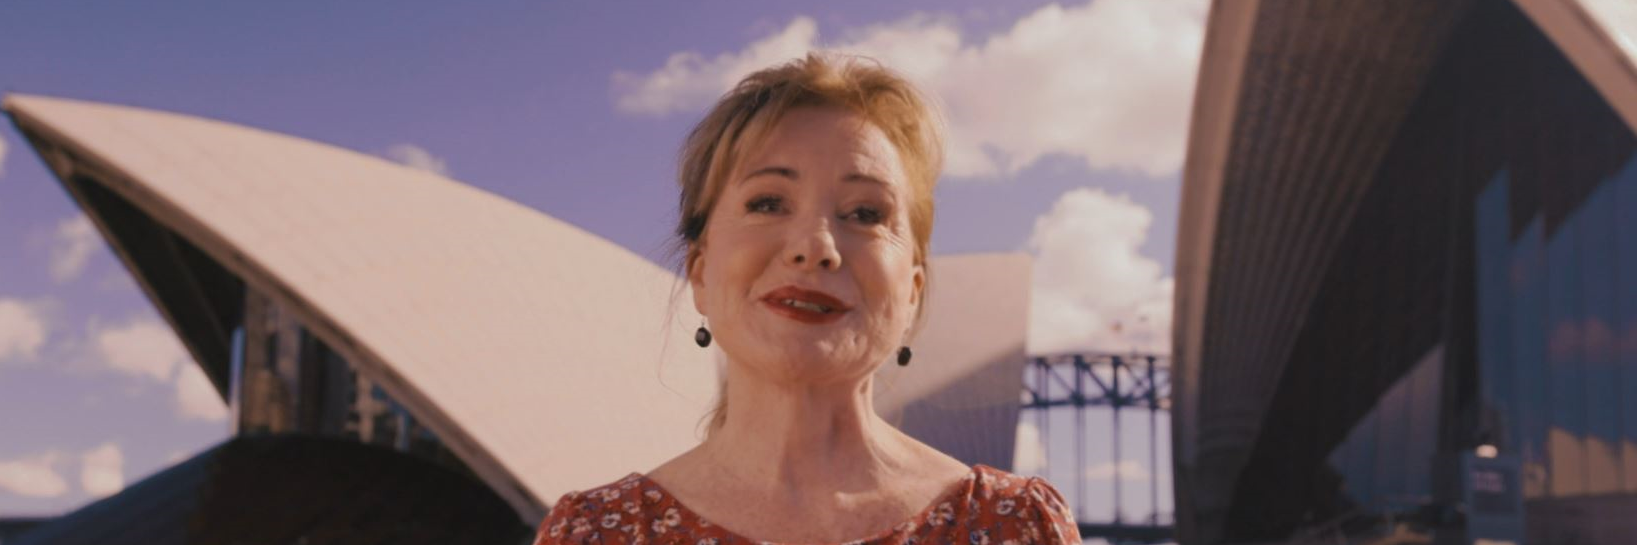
[739,165,890,187]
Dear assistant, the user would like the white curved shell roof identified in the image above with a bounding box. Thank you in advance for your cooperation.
[4,94,1031,523]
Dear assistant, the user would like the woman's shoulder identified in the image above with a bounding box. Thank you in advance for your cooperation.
[968,464,1058,501]
[964,465,1082,544]
[964,464,1030,500]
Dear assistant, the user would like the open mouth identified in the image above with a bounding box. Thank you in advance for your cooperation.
[760,285,850,323]
[776,298,833,314]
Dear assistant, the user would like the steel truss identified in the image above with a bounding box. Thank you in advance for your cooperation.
[1022,353,1173,544]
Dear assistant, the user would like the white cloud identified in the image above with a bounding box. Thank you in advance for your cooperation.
[0,451,69,498]
[1027,188,1172,355]
[1013,418,1047,476]
[50,213,101,283]
[95,317,186,382]
[614,17,823,116]
[174,363,227,422]
[1084,459,1150,481]
[79,442,124,498]
[612,0,1207,178]
[0,299,48,365]
[91,316,226,421]
[382,144,449,176]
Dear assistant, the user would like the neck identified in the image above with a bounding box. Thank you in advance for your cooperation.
[696,359,916,496]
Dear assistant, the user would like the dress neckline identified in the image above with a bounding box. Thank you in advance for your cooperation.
[627,463,989,545]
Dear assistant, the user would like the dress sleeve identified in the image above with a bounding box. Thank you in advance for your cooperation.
[532,491,589,545]
[1023,477,1082,545]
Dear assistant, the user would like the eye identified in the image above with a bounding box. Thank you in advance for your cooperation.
[746,195,784,214]
[843,205,885,225]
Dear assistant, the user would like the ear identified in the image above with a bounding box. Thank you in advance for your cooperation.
[688,246,708,316]
[909,262,925,310]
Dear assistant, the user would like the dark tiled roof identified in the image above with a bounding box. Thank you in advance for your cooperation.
[11,435,529,545]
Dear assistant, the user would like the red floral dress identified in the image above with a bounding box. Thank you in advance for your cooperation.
[532,464,1081,545]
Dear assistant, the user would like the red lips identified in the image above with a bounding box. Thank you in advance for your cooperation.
[760,285,851,324]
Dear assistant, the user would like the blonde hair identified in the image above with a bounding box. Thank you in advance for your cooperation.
[673,52,944,439]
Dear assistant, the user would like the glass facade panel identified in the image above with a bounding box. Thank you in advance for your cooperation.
[1472,155,1637,504]
[228,324,246,435]
[1513,219,1551,498]
[1325,346,1442,513]
[1546,215,1587,497]
[1475,171,1515,453]
[1580,177,1622,494]
[1621,158,1637,494]
[1477,173,1562,500]
[228,290,473,475]
[1403,347,1441,507]
[1478,162,1637,541]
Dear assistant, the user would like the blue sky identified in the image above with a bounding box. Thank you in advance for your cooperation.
[0,0,1203,521]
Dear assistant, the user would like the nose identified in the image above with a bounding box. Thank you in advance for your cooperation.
[786,215,842,271]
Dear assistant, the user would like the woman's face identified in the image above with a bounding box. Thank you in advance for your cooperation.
[691,106,924,384]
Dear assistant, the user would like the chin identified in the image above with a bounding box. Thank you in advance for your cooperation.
[753,345,875,381]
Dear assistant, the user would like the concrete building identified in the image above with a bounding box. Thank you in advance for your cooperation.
[1175,0,1637,543]
[3,94,1033,544]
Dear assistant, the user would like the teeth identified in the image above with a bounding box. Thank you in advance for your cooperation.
[780,298,831,313]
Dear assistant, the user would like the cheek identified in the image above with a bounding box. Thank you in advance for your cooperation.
[854,241,919,321]
[701,228,776,309]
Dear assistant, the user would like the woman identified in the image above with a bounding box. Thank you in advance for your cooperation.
[535,53,1080,545]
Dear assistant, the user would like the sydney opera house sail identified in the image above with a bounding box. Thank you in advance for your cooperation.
[1175,0,1637,543]
[4,94,1033,543]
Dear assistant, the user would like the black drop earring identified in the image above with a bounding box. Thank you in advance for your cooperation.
[695,321,712,348]
[897,346,912,366]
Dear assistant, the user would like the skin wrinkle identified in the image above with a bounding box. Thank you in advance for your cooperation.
[650,106,964,542]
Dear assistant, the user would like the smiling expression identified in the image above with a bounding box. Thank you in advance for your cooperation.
[689,106,925,384]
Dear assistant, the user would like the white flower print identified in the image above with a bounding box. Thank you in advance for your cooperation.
[935,501,956,525]
[548,519,566,537]
[571,516,592,534]
[651,518,668,534]
[968,528,992,545]
[624,500,639,514]
[644,489,662,503]
[696,539,719,545]
[600,488,622,502]
[663,507,682,527]
[601,513,621,528]
[996,498,1017,516]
